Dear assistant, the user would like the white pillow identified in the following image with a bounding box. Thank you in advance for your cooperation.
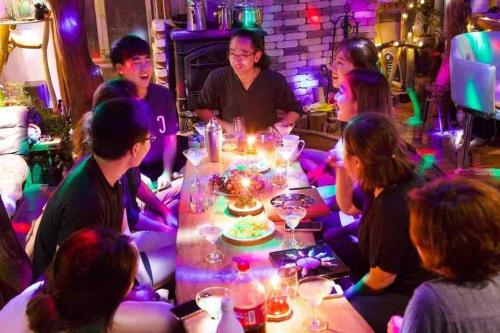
[0,106,29,155]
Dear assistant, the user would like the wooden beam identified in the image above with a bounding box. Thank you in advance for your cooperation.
[48,0,103,123]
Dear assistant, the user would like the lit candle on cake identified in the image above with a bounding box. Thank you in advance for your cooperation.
[235,177,255,209]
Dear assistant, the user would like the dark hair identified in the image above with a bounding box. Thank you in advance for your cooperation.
[344,112,414,192]
[91,97,151,160]
[72,79,138,161]
[92,78,138,107]
[110,34,150,66]
[231,29,271,69]
[409,177,500,283]
[27,227,137,333]
[335,37,379,72]
[345,69,393,118]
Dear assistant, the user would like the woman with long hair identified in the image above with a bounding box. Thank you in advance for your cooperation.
[388,177,500,333]
[0,227,177,332]
[301,69,392,185]
[331,36,379,89]
[330,113,433,332]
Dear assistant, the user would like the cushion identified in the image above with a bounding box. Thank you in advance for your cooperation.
[0,106,29,156]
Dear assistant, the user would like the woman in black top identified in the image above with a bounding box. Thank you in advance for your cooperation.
[331,113,434,332]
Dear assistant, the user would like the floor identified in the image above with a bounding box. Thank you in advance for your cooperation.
[395,102,500,189]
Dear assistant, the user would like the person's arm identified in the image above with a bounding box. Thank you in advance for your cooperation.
[137,181,177,227]
[157,134,176,191]
[345,266,397,298]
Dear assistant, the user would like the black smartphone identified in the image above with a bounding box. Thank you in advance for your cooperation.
[284,221,322,232]
[170,299,202,320]
[325,282,344,299]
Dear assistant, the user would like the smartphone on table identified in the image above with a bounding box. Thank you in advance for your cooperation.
[170,299,202,320]
[284,221,322,232]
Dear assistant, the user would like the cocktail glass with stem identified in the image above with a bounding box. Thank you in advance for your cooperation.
[198,223,224,263]
[275,142,295,187]
[278,205,306,249]
[183,148,207,183]
[298,276,335,332]
[195,286,229,319]
[274,122,295,139]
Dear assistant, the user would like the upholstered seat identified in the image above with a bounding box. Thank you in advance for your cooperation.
[450,31,500,168]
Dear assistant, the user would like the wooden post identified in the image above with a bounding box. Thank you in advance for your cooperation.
[48,0,103,123]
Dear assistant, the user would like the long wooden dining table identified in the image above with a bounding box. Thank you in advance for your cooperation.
[175,151,374,333]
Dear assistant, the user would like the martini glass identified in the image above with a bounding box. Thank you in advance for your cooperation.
[275,142,295,186]
[298,276,335,332]
[183,148,207,183]
[198,223,224,263]
[278,205,306,249]
[274,122,295,139]
[195,286,229,319]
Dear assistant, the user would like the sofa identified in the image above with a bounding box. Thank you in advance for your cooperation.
[0,106,30,217]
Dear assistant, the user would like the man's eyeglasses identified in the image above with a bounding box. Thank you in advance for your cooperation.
[227,51,256,60]
[136,135,156,144]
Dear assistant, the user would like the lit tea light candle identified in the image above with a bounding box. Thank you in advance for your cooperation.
[246,135,256,154]
[241,177,250,190]
[266,273,292,321]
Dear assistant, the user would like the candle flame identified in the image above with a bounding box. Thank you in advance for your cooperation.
[247,135,256,145]
[241,177,251,188]
[270,274,279,289]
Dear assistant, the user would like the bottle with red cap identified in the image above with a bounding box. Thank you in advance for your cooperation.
[230,259,267,333]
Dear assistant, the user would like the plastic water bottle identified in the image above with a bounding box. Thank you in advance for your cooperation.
[230,259,267,333]
[206,118,222,162]
[216,296,244,333]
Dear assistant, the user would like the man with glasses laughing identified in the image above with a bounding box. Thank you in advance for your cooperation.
[195,29,302,133]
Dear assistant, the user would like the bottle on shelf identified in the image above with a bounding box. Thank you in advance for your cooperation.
[216,296,244,333]
[230,259,267,333]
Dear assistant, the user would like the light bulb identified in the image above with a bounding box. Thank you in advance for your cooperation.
[418,41,424,47]
[402,13,408,19]
[408,3,414,8]
[393,41,400,47]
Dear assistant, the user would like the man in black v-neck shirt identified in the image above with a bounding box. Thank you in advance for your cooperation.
[32,98,152,279]
[196,29,302,133]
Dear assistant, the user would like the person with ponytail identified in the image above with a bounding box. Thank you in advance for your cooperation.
[328,113,434,333]
[0,227,177,333]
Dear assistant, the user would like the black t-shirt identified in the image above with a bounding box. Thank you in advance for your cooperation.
[32,156,123,279]
[196,66,302,132]
[140,84,179,180]
[357,173,434,295]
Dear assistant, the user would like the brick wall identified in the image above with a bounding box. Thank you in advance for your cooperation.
[254,0,377,105]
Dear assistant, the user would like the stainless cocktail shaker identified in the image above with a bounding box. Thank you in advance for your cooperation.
[206,118,222,162]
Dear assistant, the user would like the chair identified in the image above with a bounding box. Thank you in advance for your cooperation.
[450,31,500,168]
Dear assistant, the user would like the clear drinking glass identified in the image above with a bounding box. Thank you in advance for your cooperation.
[198,223,224,263]
[189,182,208,213]
[298,276,335,332]
[278,205,306,249]
[183,148,207,182]
[195,286,229,319]
[233,117,246,153]
[275,142,295,186]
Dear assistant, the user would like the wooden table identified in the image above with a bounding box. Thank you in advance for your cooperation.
[175,152,374,333]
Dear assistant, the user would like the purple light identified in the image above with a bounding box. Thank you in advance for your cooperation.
[59,7,80,40]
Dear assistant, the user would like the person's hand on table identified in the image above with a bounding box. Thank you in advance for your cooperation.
[387,315,403,333]
[157,171,172,191]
